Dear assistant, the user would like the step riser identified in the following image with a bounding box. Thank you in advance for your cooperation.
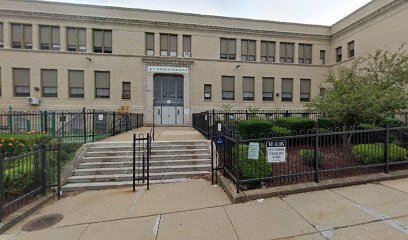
[78,160,212,169]
[73,166,211,176]
[86,150,209,157]
[67,172,209,183]
[91,142,210,148]
[88,146,209,152]
[82,154,211,162]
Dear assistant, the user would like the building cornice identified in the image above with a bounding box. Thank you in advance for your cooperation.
[0,9,331,41]
[331,0,406,38]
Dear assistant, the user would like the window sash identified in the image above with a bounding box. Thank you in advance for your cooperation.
[183,35,191,52]
[300,79,311,94]
[96,88,110,98]
[95,71,110,88]
[68,70,84,89]
[348,41,355,57]
[281,78,293,93]
[222,76,234,91]
[146,33,154,53]
[70,87,84,98]
[41,69,58,87]
[336,47,342,62]
[204,84,211,100]
[0,23,3,47]
[43,87,58,97]
[68,28,86,51]
[262,77,274,93]
[280,43,294,63]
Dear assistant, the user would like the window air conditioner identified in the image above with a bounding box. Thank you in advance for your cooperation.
[26,97,41,106]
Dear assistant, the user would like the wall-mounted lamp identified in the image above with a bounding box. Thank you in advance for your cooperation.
[276,93,280,97]
[34,87,40,92]
[85,57,92,62]
[236,65,241,69]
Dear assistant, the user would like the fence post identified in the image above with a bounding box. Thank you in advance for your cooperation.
[44,111,48,134]
[314,129,320,183]
[0,153,4,222]
[92,109,96,142]
[147,133,150,190]
[8,106,12,133]
[51,112,56,136]
[132,134,136,192]
[126,113,130,132]
[384,125,390,174]
[235,135,240,193]
[41,145,47,196]
[57,143,61,200]
[112,111,116,136]
[26,119,31,132]
[83,108,87,143]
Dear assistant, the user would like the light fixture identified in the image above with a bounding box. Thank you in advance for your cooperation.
[85,57,92,62]
[236,65,241,69]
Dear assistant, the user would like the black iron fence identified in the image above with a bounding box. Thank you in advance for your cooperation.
[0,108,144,142]
[212,126,408,193]
[132,131,152,191]
[0,144,61,222]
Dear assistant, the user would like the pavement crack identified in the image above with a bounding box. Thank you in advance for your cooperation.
[153,215,162,240]
[377,182,408,196]
[223,206,241,240]
[77,223,90,240]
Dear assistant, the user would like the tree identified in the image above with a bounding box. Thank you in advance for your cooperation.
[308,47,408,126]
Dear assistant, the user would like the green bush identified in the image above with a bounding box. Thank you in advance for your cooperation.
[299,149,324,166]
[275,117,315,132]
[352,143,407,164]
[271,126,291,136]
[317,118,337,129]
[0,133,48,156]
[357,123,379,130]
[238,119,273,138]
[238,144,272,179]
[379,118,404,128]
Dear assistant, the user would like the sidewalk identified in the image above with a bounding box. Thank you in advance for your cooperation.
[1,178,408,240]
[100,126,207,142]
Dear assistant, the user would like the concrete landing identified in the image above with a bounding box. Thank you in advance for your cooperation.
[100,126,206,142]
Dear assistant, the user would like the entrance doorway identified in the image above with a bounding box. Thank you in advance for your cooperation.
[153,74,184,125]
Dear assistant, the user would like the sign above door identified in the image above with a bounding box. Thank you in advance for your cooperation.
[148,66,189,74]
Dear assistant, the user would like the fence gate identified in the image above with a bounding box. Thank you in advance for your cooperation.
[132,133,151,191]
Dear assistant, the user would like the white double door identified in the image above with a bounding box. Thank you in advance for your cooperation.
[154,106,184,125]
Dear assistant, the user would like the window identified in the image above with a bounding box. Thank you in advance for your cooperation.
[95,71,110,98]
[183,35,191,57]
[67,28,86,52]
[93,29,112,53]
[241,40,256,61]
[336,46,342,62]
[145,33,154,56]
[68,70,84,98]
[261,41,275,62]
[298,44,312,64]
[41,69,58,98]
[11,24,32,49]
[40,26,60,50]
[13,68,30,97]
[204,84,211,100]
[220,38,236,60]
[348,41,355,58]
[122,82,131,99]
[279,43,294,63]
[222,76,235,100]
[320,50,326,65]
[281,78,293,102]
[300,79,311,102]
[160,34,177,56]
[242,77,255,101]
[262,77,274,101]
[0,23,3,48]
[0,67,2,97]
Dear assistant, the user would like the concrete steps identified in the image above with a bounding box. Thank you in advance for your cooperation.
[62,140,211,192]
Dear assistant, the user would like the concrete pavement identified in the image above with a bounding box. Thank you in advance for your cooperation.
[1,178,408,240]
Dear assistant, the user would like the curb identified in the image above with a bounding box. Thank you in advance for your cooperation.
[0,194,53,234]
[219,170,408,204]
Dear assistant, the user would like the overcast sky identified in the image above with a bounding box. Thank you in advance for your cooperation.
[42,0,373,25]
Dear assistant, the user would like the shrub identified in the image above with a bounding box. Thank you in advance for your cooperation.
[271,126,291,136]
[317,118,337,129]
[238,119,273,138]
[357,123,379,130]
[0,133,48,156]
[238,144,272,179]
[299,149,324,166]
[379,118,404,128]
[352,143,407,164]
[275,117,315,132]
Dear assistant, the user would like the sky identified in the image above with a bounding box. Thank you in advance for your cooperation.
[41,0,373,25]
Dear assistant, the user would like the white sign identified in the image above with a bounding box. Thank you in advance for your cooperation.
[217,123,222,132]
[98,114,104,121]
[248,142,260,160]
[184,109,190,114]
[266,141,287,163]
[148,66,189,74]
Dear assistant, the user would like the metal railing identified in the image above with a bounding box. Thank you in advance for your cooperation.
[132,132,151,191]
[212,126,408,193]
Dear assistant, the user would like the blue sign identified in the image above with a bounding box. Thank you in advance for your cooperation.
[214,136,225,145]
